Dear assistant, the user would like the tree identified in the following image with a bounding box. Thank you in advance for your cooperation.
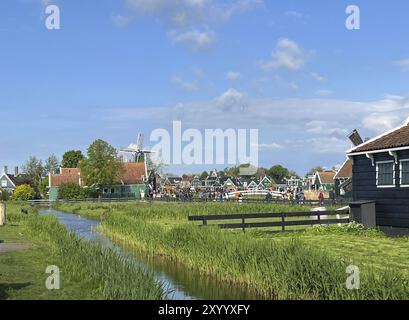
[13,185,36,201]
[306,166,324,177]
[80,140,125,188]
[146,153,167,176]
[289,170,301,179]
[23,156,44,182]
[255,167,269,178]
[58,183,88,200]
[199,171,209,180]
[61,150,84,168]
[0,189,10,201]
[44,154,60,175]
[38,177,49,199]
[268,165,290,183]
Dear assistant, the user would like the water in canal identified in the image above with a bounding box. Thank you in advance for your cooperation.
[39,209,261,300]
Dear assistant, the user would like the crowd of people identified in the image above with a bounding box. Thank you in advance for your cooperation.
[142,186,338,205]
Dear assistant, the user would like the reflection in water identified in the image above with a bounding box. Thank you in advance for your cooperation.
[126,246,263,300]
[40,209,263,300]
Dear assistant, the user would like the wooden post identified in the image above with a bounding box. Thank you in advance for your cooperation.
[242,215,246,233]
[0,202,6,227]
[281,213,285,232]
[203,218,207,226]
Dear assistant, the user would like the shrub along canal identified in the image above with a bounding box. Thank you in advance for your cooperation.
[39,208,261,300]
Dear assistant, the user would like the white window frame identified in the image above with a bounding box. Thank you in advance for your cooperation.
[1,179,7,188]
[400,159,409,187]
[376,160,395,188]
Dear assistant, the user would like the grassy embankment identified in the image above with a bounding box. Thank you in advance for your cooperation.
[0,202,166,300]
[56,201,409,300]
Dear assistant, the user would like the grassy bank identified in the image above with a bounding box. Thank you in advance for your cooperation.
[56,202,409,300]
[0,202,166,300]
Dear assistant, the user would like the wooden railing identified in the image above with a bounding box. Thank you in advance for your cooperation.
[188,209,350,232]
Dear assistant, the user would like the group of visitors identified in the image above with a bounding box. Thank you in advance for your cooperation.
[278,187,306,204]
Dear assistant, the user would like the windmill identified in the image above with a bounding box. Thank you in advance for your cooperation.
[120,133,155,180]
[347,129,364,147]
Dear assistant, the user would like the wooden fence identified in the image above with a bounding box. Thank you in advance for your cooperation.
[153,197,351,206]
[188,209,350,232]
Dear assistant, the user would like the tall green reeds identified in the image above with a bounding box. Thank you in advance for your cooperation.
[25,214,167,300]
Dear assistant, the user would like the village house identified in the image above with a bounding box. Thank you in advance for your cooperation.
[0,166,27,194]
[284,176,302,189]
[334,159,353,197]
[49,162,147,200]
[190,176,203,188]
[161,176,183,191]
[257,176,274,190]
[347,118,409,229]
[241,178,259,190]
[219,176,242,192]
[313,170,336,191]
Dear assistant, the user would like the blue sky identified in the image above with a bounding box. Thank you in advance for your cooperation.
[1,0,409,175]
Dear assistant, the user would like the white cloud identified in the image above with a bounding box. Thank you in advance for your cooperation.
[226,71,241,80]
[290,83,299,90]
[125,0,263,23]
[256,143,284,150]
[284,11,304,19]
[218,0,264,21]
[311,72,326,82]
[121,0,263,49]
[111,14,132,27]
[259,38,308,71]
[315,89,333,97]
[306,121,348,139]
[395,58,409,72]
[362,114,402,134]
[103,93,409,157]
[171,76,198,91]
[169,29,215,50]
[217,88,248,112]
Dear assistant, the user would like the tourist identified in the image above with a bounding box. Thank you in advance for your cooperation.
[329,188,336,205]
[299,189,305,204]
[318,191,324,205]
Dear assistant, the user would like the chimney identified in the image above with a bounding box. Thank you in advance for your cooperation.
[3,166,8,175]
[14,166,19,177]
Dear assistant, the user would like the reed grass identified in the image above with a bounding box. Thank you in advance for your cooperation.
[57,202,409,300]
[24,214,167,300]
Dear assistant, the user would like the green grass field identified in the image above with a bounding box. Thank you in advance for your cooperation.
[56,201,409,300]
[0,202,166,300]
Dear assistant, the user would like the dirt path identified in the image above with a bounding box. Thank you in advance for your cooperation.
[0,243,31,253]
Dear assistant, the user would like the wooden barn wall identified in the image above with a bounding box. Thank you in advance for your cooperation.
[352,150,409,228]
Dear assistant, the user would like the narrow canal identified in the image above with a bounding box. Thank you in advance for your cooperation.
[39,209,261,300]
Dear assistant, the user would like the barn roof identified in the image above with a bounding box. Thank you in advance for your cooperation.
[121,162,146,185]
[50,173,81,187]
[349,121,409,154]
[50,168,81,187]
[316,171,336,184]
[334,159,353,179]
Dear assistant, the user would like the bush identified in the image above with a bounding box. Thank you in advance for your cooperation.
[0,188,10,201]
[12,184,36,201]
[58,183,88,200]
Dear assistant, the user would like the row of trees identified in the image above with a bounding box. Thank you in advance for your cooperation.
[7,140,125,200]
